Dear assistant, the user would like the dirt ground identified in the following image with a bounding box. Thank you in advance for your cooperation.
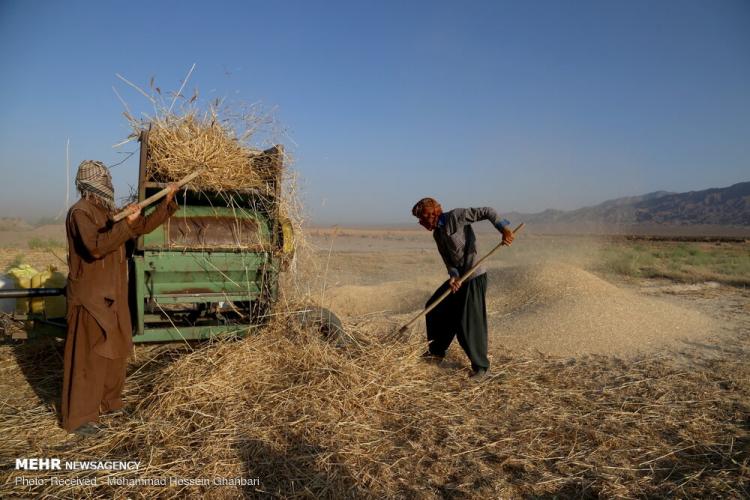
[3,225,747,361]
[1,226,748,497]
[0,224,65,249]
[304,228,749,361]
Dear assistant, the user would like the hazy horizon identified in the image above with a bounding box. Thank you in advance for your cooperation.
[1,1,748,225]
[4,180,748,228]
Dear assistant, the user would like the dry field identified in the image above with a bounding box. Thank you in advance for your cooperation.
[1,226,748,498]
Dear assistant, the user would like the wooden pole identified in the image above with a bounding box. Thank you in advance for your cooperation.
[398,222,525,335]
[112,168,204,222]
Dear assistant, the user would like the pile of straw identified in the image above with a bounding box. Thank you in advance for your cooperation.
[116,70,283,192]
[1,311,748,498]
[114,71,304,258]
[144,111,280,192]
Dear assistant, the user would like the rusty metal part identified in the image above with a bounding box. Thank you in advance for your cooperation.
[166,215,263,248]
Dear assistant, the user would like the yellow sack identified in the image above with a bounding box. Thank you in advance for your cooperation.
[8,264,39,314]
[7,264,38,286]
[28,266,67,318]
[30,270,46,314]
[43,267,67,318]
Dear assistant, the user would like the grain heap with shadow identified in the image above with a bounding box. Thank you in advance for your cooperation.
[485,263,718,356]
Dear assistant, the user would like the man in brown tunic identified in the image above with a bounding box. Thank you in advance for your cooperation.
[62,160,178,435]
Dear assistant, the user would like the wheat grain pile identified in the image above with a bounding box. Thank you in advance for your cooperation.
[485,263,721,356]
[322,262,723,357]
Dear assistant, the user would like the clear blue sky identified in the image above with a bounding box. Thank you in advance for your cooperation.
[1,0,748,225]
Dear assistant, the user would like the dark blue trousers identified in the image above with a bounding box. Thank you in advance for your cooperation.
[425,273,489,371]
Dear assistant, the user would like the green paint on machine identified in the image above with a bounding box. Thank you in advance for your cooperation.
[14,135,291,344]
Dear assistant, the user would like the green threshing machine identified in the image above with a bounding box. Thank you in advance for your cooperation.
[1,130,296,342]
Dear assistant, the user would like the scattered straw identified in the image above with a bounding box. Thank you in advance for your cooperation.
[1,310,748,498]
[117,70,285,192]
[144,111,278,191]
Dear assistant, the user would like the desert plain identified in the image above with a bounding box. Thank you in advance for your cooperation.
[1,223,749,498]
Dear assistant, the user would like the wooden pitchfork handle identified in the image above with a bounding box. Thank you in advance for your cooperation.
[112,168,204,222]
[398,222,525,335]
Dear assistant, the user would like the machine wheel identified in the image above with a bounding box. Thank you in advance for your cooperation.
[296,305,347,345]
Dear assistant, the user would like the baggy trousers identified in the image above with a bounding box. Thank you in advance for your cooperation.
[61,306,127,432]
[425,273,489,371]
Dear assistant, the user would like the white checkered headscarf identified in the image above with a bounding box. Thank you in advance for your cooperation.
[75,160,115,211]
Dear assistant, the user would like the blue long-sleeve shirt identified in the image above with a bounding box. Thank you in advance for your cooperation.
[433,207,510,280]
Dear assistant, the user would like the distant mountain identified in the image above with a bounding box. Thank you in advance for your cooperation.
[506,182,750,226]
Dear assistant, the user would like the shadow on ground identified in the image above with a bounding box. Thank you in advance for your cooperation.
[11,338,64,410]
[236,432,367,498]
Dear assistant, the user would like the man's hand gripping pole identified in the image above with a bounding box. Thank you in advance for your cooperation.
[112,168,205,222]
[397,222,525,335]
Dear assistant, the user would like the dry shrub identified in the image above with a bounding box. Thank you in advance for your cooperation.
[1,311,748,498]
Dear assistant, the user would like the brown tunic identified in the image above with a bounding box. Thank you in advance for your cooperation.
[61,197,176,431]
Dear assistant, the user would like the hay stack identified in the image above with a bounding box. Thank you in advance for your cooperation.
[143,111,280,192]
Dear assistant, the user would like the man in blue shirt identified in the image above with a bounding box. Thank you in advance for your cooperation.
[412,197,514,380]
